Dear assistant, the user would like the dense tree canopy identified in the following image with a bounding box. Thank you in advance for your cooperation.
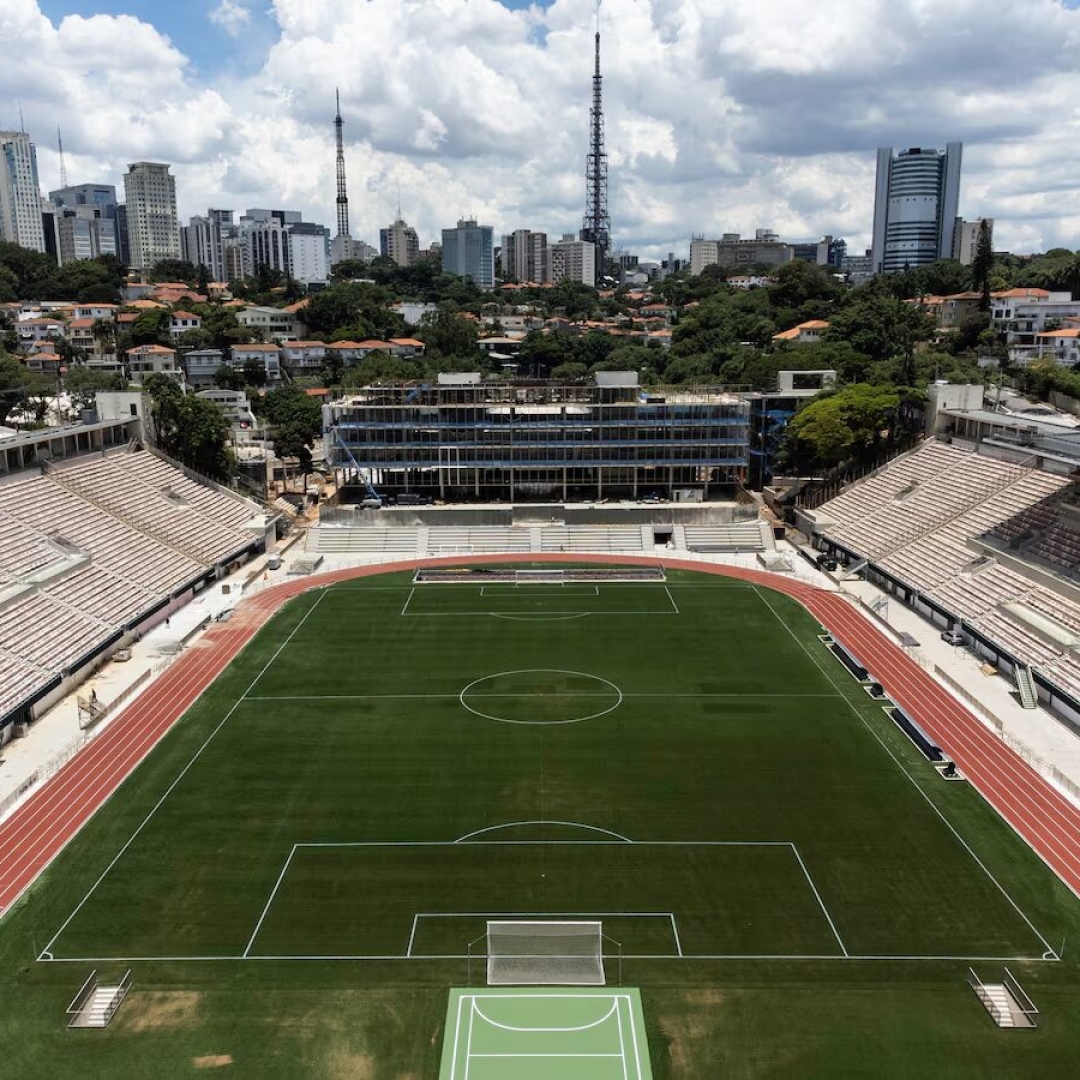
[142,374,231,480]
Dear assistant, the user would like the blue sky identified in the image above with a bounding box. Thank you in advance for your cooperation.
[14,0,1080,257]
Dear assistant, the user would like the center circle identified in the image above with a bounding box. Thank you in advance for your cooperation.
[459,668,623,726]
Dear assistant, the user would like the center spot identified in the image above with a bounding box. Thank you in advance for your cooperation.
[459,669,623,726]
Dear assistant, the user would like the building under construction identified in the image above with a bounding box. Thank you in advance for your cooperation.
[324,373,750,502]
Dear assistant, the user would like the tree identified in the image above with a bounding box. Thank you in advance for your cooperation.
[213,364,243,391]
[149,259,198,284]
[972,219,994,311]
[255,386,323,483]
[63,365,125,410]
[418,304,479,358]
[242,358,268,387]
[784,384,902,472]
[129,308,171,346]
[142,374,231,479]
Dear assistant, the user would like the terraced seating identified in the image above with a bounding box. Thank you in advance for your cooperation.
[0,509,57,577]
[539,526,645,553]
[0,651,48,719]
[683,523,767,552]
[54,456,253,565]
[0,593,111,674]
[309,527,421,556]
[428,527,532,554]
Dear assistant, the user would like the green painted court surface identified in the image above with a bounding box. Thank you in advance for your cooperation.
[440,989,653,1080]
[4,568,1080,1077]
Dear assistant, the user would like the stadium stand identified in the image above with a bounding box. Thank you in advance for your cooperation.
[808,440,1080,709]
[683,522,770,552]
[0,448,267,731]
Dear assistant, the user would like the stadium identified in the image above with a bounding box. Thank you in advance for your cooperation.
[2,418,1080,1077]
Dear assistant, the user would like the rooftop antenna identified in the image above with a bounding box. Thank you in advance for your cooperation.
[396,183,402,222]
[57,127,68,188]
[18,101,26,133]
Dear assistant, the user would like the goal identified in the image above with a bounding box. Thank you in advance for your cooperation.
[485,920,605,985]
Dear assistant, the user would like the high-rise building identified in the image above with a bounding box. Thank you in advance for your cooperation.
[55,206,118,263]
[380,218,420,267]
[953,217,993,267]
[238,208,329,284]
[442,218,494,289]
[550,234,596,286]
[871,143,963,275]
[48,184,121,266]
[0,130,46,252]
[502,229,548,283]
[181,209,233,281]
[122,162,180,270]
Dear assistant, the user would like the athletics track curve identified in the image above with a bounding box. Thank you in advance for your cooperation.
[1,553,1078,922]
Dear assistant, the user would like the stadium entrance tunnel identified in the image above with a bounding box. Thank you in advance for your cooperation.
[459,669,623,725]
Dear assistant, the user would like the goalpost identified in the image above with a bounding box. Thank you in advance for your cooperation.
[485,920,606,985]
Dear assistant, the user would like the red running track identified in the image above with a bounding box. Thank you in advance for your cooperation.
[1,554,1078,924]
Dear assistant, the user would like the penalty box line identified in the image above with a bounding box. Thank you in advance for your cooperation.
[399,584,681,617]
[407,912,683,958]
[242,839,839,961]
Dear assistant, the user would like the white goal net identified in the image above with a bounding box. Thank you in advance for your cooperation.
[486,920,605,985]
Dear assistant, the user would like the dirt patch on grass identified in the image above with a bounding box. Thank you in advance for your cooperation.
[324,1043,375,1078]
[659,990,724,1074]
[123,990,201,1032]
[193,1055,233,1069]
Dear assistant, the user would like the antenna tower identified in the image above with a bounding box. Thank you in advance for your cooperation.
[57,127,68,188]
[580,1,610,286]
[334,89,350,239]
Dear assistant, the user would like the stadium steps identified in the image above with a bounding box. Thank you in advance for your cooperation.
[1016,665,1039,710]
[974,984,1016,1027]
[683,522,768,553]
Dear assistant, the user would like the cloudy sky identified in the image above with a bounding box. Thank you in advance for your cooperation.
[3,0,1080,261]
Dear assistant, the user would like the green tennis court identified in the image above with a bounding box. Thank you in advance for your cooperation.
[439,988,652,1080]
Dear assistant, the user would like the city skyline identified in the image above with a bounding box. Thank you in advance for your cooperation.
[3,0,1080,260]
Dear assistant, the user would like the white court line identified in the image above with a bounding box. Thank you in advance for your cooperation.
[752,586,1058,960]
[465,998,476,1080]
[789,843,847,957]
[615,994,630,1080]
[626,992,644,1080]
[243,845,298,957]
[41,589,329,960]
[450,993,465,1080]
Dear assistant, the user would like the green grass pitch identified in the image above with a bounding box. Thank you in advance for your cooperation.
[4,568,1080,1077]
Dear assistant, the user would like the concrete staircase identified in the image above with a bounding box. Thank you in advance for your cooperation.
[1016,665,1039,710]
[973,983,1017,1028]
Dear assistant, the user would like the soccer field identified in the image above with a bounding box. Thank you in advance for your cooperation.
[5,567,1080,1077]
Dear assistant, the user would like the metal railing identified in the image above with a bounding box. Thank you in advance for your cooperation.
[1003,968,1039,1026]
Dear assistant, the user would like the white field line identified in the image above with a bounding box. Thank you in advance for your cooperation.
[244,692,837,702]
[42,589,329,960]
[669,914,684,957]
[37,951,1060,964]
[626,993,645,1080]
[243,844,298,957]
[752,586,1058,961]
[664,585,680,614]
[400,587,415,616]
[790,843,848,957]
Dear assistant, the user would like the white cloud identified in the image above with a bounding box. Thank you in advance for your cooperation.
[208,0,251,38]
[5,0,1080,261]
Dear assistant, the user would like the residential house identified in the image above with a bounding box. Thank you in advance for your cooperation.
[183,348,228,386]
[196,388,261,443]
[229,343,282,382]
[1032,328,1080,368]
[127,344,180,383]
[772,319,830,344]
[16,317,66,349]
[324,341,365,366]
[388,338,426,358]
[279,340,327,373]
[25,341,62,376]
[169,310,203,340]
[236,305,304,341]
